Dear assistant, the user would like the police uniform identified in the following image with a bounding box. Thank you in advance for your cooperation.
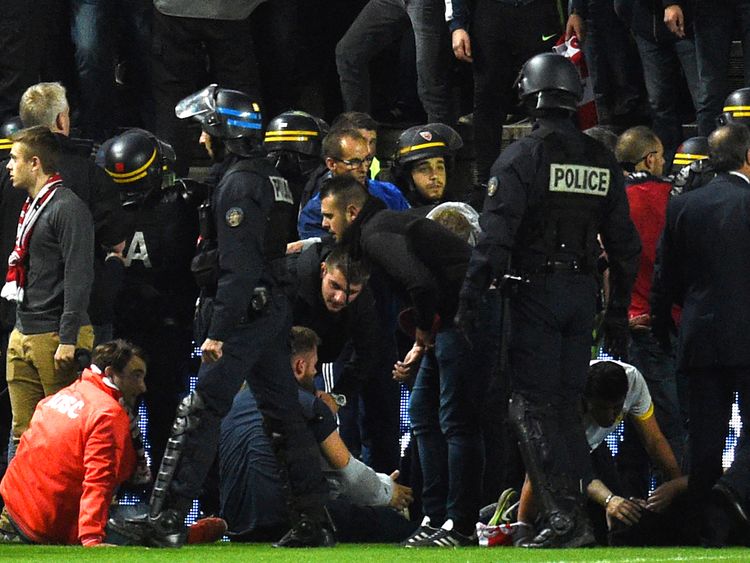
[113,180,201,471]
[463,114,640,545]
[109,86,333,549]
[168,152,329,524]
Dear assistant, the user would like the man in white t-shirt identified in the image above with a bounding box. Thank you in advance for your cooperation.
[514,360,685,545]
[583,360,685,531]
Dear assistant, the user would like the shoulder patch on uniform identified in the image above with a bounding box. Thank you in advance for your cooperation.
[549,164,611,196]
[487,176,499,197]
[225,207,244,227]
[270,176,294,204]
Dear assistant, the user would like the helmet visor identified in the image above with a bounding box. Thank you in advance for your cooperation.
[175,84,218,120]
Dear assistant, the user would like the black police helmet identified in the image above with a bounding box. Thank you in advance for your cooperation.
[671,136,709,175]
[394,123,463,166]
[264,110,329,157]
[175,84,263,155]
[0,115,23,158]
[717,87,750,127]
[103,128,176,204]
[518,53,582,113]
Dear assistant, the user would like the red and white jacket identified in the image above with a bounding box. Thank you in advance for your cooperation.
[0,368,136,546]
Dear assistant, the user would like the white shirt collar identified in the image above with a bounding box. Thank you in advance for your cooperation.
[729,171,750,184]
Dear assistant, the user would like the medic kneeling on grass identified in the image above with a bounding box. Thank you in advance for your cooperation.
[0,340,150,546]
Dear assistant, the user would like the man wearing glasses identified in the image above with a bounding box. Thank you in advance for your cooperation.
[298,128,409,240]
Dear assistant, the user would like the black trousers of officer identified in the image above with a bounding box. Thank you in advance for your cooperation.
[169,294,328,517]
[509,272,597,494]
[117,323,193,473]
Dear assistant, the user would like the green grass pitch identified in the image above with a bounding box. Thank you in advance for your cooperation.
[0,544,749,562]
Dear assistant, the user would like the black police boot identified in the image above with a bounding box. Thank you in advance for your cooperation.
[520,510,595,548]
[108,509,187,548]
[700,483,750,547]
[272,515,336,548]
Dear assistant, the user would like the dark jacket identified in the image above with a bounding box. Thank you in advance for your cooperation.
[653,172,750,369]
[206,153,290,341]
[55,134,128,248]
[286,242,387,398]
[346,200,473,331]
[464,116,640,311]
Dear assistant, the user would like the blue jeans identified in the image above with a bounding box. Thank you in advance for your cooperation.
[409,293,500,531]
[335,0,454,123]
[634,34,702,163]
[628,330,685,460]
[70,0,152,141]
[694,0,750,136]
[617,330,686,498]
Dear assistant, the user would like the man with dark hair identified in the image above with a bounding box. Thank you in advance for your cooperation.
[613,126,685,500]
[652,121,750,546]
[327,181,500,547]
[298,127,408,239]
[287,242,394,466]
[0,339,147,546]
[515,359,684,545]
[320,177,370,242]
[288,243,378,398]
[3,126,95,449]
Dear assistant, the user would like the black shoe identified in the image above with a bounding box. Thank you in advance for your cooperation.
[401,516,440,547]
[405,520,476,548]
[701,483,750,547]
[108,509,187,548]
[714,483,750,525]
[273,518,336,548]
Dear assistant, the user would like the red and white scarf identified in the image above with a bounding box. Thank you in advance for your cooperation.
[1,174,63,303]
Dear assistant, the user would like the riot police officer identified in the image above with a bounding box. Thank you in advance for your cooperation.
[264,110,329,241]
[103,129,202,472]
[717,87,750,129]
[669,136,714,195]
[0,116,22,159]
[390,123,463,208]
[457,53,641,548]
[111,85,332,548]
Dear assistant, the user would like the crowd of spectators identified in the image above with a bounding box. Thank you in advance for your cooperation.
[0,0,748,551]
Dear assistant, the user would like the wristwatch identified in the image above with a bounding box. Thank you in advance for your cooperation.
[330,393,347,407]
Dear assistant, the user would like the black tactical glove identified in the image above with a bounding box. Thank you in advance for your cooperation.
[603,307,629,359]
